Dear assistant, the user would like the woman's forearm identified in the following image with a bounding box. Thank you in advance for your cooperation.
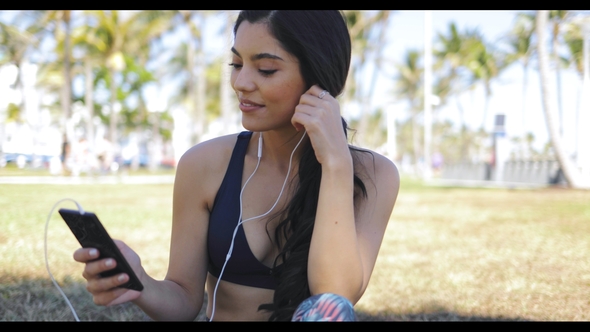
[307,157,365,303]
[132,275,204,321]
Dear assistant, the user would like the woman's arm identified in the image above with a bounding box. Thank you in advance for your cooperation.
[132,142,218,320]
[74,140,221,321]
[292,85,400,304]
[309,151,398,303]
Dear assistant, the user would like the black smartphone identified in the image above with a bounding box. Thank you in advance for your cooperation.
[58,208,144,291]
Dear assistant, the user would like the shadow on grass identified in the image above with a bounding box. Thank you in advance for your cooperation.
[355,308,530,321]
[0,278,149,321]
[355,302,531,321]
[1,278,528,321]
[0,277,209,321]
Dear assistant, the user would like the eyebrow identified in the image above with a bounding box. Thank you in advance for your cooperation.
[231,47,284,61]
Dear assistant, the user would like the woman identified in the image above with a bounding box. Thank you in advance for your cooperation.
[74,10,399,321]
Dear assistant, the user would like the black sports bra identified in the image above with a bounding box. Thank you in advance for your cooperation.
[207,131,279,289]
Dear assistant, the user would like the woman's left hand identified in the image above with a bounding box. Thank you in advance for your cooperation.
[291,85,352,168]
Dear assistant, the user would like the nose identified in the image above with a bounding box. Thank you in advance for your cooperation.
[231,66,256,93]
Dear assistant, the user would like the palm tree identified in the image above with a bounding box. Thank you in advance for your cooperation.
[394,49,423,170]
[219,11,239,135]
[32,10,75,149]
[0,19,39,118]
[175,10,208,144]
[464,33,507,130]
[434,22,471,129]
[357,11,391,145]
[434,22,484,161]
[54,11,73,131]
[563,19,586,160]
[562,16,590,176]
[83,11,125,147]
[563,22,585,77]
[535,10,586,188]
[81,11,173,149]
[435,22,509,164]
[343,10,391,146]
[505,12,536,133]
[0,13,47,164]
[63,11,116,159]
[548,10,570,138]
[124,10,177,123]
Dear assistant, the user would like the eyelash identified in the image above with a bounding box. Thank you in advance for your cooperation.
[228,63,277,77]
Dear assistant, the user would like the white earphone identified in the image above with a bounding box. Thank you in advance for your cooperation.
[209,131,306,321]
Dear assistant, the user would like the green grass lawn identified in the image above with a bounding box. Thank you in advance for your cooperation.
[1,176,589,321]
[0,181,175,321]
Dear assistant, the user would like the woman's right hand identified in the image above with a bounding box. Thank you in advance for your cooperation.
[73,239,144,306]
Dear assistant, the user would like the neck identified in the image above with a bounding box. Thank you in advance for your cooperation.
[257,129,308,171]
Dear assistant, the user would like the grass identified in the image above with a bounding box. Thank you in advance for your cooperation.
[356,179,590,321]
[0,181,178,321]
[0,175,589,321]
[0,163,52,176]
[0,162,177,177]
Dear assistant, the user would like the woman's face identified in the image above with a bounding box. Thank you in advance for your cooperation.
[230,21,307,132]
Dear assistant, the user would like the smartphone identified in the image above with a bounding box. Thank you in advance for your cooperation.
[58,208,144,291]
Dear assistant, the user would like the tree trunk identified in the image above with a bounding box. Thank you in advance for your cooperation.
[536,10,587,188]
[183,12,206,145]
[85,60,95,160]
[411,109,421,174]
[108,66,118,148]
[185,36,196,143]
[220,11,235,134]
[521,62,529,132]
[61,11,72,138]
[195,32,206,142]
[358,11,390,146]
[14,64,25,121]
[481,82,491,130]
[552,20,564,138]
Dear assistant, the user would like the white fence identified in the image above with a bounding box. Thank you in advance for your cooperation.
[441,160,565,185]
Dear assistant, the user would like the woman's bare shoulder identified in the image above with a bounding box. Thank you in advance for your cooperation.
[173,133,246,210]
[352,147,399,188]
[177,133,242,171]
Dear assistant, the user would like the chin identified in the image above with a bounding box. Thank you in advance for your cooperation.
[240,121,263,133]
[241,116,297,134]
[240,119,273,133]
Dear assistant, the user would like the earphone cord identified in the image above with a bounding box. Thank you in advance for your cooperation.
[45,198,85,322]
[209,131,307,321]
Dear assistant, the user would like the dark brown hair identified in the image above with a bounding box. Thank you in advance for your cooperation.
[233,10,367,321]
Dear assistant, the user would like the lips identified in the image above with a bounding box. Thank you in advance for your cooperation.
[239,98,265,112]
[240,98,263,106]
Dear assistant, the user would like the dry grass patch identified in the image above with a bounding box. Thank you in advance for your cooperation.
[356,181,590,321]
[1,179,589,321]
